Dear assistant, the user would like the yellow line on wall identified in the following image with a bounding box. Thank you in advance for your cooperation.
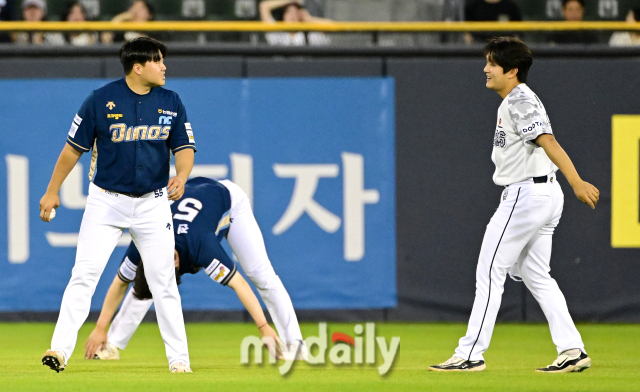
[0,21,639,32]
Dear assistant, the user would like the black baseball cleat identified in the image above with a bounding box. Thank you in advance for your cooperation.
[428,356,486,372]
[536,349,591,373]
[42,350,66,373]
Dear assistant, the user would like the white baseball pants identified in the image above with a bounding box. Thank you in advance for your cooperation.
[51,183,189,368]
[455,175,585,361]
[107,180,303,350]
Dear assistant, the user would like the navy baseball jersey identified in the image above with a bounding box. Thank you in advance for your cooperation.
[118,177,237,286]
[66,78,196,196]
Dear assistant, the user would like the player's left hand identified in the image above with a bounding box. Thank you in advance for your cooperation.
[85,327,108,359]
[573,180,599,209]
[167,176,186,201]
[260,324,285,359]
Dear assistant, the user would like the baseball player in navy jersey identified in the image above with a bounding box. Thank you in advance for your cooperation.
[429,37,599,373]
[39,37,196,373]
[83,177,307,361]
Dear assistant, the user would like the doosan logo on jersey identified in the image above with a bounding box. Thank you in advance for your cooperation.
[522,121,545,134]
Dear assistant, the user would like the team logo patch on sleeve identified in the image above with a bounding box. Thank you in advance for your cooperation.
[185,123,195,143]
[206,259,231,284]
[68,114,82,137]
[117,256,138,282]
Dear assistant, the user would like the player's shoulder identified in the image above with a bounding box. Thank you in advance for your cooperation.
[89,78,128,104]
[94,78,126,95]
[506,84,542,116]
[507,84,538,105]
[154,86,183,103]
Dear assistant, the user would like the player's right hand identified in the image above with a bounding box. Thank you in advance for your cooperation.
[260,325,285,359]
[39,192,60,222]
[85,327,108,360]
[573,181,599,209]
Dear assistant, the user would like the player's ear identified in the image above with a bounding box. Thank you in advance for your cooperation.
[132,62,143,75]
[508,67,519,80]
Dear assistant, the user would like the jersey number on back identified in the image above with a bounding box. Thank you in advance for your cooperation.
[173,198,203,222]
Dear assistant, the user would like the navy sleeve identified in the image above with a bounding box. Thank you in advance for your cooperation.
[169,96,196,155]
[117,242,141,283]
[197,233,237,286]
[66,91,97,153]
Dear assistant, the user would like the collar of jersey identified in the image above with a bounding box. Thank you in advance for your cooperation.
[120,77,157,99]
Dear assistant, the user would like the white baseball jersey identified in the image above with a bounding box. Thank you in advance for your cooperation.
[491,84,557,186]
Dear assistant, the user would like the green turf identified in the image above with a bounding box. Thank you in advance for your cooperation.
[0,322,638,391]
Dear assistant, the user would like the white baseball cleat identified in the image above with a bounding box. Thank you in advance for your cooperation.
[536,349,591,373]
[281,340,309,361]
[93,342,120,360]
[428,356,486,372]
[42,350,66,373]
[170,361,193,373]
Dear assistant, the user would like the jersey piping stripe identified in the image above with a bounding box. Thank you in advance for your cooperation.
[88,140,98,182]
[117,269,133,283]
[467,187,521,361]
[66,137,91,152]
[219,264,237,286]
[172,144,196,153]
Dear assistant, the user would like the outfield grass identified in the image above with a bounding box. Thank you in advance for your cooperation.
[0,322,638,391]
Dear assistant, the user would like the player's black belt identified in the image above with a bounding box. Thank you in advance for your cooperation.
[532,175,548,184]
[113,190,145,198]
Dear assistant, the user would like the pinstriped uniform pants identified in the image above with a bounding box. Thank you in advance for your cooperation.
[455,174,584,361]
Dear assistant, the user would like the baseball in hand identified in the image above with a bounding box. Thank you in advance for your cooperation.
[50,208,56,219]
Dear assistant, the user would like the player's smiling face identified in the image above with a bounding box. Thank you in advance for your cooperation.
[140,51,166,87]
[484,56,519,98]
[484,59,508,91]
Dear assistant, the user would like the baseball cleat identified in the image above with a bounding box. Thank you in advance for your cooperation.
[428,356,486,372]
[282,340,309,361]
[536,349,591,373]
[42,350,66,373]
[170,361,193,373]
[93,342,120,360]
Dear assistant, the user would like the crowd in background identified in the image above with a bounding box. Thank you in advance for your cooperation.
[0,0,638,46]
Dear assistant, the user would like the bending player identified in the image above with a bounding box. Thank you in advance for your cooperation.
[429,37,598,373]
[40,37,194,373]
[84,177,308,361]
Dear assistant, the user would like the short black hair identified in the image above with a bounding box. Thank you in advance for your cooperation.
[119,37,166,75]
[132,262,181,301]
[562,0,584,8]
[483,36,533,83]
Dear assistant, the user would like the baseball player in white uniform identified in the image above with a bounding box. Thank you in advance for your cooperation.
[39,38,195,373]
[429,37,599,373]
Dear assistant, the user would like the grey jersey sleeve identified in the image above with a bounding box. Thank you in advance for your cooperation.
[508,97,552,147]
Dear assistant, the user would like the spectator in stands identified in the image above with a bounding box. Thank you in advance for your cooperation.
[101,0,156,44]
[0,0,14,43]
[13,0,65,45]
[464,0,522,43]
[609,7,640,46]
[44,2,97,46]
[548,0,599,44]
[259,0,331,46]
[61,1,97,45]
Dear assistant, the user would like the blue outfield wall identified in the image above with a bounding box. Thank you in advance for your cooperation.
[0,78,396,311]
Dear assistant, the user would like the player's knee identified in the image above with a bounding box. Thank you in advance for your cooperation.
[246,271,279,290]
